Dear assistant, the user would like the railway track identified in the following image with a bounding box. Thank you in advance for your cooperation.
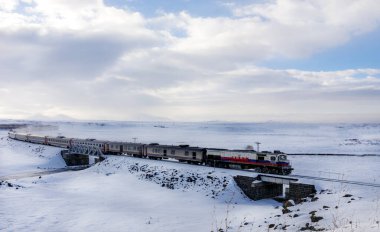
[288,174,380,188]
[242,169,380,188]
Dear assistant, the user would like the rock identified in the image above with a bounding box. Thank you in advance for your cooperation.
[310,214,323,223]
[282,208,292,214]
[309,210,317,215]
[343,194,353,198]
[268,224,275,229]
[323,206,330,210]
[300,223,325,231]
[311,197,319,202]
[284,200,295,208]
[7,183,13,187]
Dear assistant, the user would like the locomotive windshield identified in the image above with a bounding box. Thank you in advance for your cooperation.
[278,155,287,161]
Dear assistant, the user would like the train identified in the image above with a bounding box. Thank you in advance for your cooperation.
[8,131,293,175]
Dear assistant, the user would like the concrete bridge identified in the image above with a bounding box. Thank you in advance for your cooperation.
[234,174,316,201]
[61,145,105,166]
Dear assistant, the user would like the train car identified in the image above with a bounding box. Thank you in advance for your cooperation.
[28,134,47,144]
[124,143,144,157]
[205,149,292,174]
[14,133,28,141]
[71,138,109,153]
[146,144,204,164]
[108,141,145,156]
[108,141,124,154]
[47,136,72,148]
[8,131,16,139]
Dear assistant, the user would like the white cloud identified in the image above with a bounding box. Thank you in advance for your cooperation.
[0,0,379,122]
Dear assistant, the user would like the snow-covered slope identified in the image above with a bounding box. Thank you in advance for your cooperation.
[0,131,66,176]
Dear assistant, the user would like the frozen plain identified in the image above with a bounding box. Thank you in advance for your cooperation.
[1,121,380,231]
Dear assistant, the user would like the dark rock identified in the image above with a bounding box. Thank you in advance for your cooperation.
[282,208,292,214]
[7,183,12,187]
[323,206,330,210]
[293,214,299,218]
[300,223,325,231]
[311,197,319,202]
[268,224,275,228]
[284,200,295,208]
[343,194,353,198]
[310,214,323,223]
[309,211,317,215]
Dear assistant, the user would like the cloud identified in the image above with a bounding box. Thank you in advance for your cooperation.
[0,0,379,122]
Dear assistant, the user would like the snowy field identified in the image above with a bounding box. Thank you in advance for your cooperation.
[1,121,380,231]
[4,120,380,154]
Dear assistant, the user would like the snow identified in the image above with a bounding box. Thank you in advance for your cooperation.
[0,131,66,176]
[1,121,380,231]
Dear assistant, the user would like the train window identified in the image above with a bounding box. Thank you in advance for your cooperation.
[270,156,276,161]
[192,152,196,159]
[185,151,189,156]
[279,155,286,161]
[258,156,265,161]
[171,150,175,155]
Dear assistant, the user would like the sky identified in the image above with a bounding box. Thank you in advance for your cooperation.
[0,0,380,123]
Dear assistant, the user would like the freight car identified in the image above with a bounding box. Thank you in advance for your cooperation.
[8,132,293,175]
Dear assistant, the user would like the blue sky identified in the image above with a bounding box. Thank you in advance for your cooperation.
[105,0,233,17]
[0,0,380,122]
[261,28,380,71]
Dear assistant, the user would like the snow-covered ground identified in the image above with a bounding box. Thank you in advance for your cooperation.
[1,122,380,231]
